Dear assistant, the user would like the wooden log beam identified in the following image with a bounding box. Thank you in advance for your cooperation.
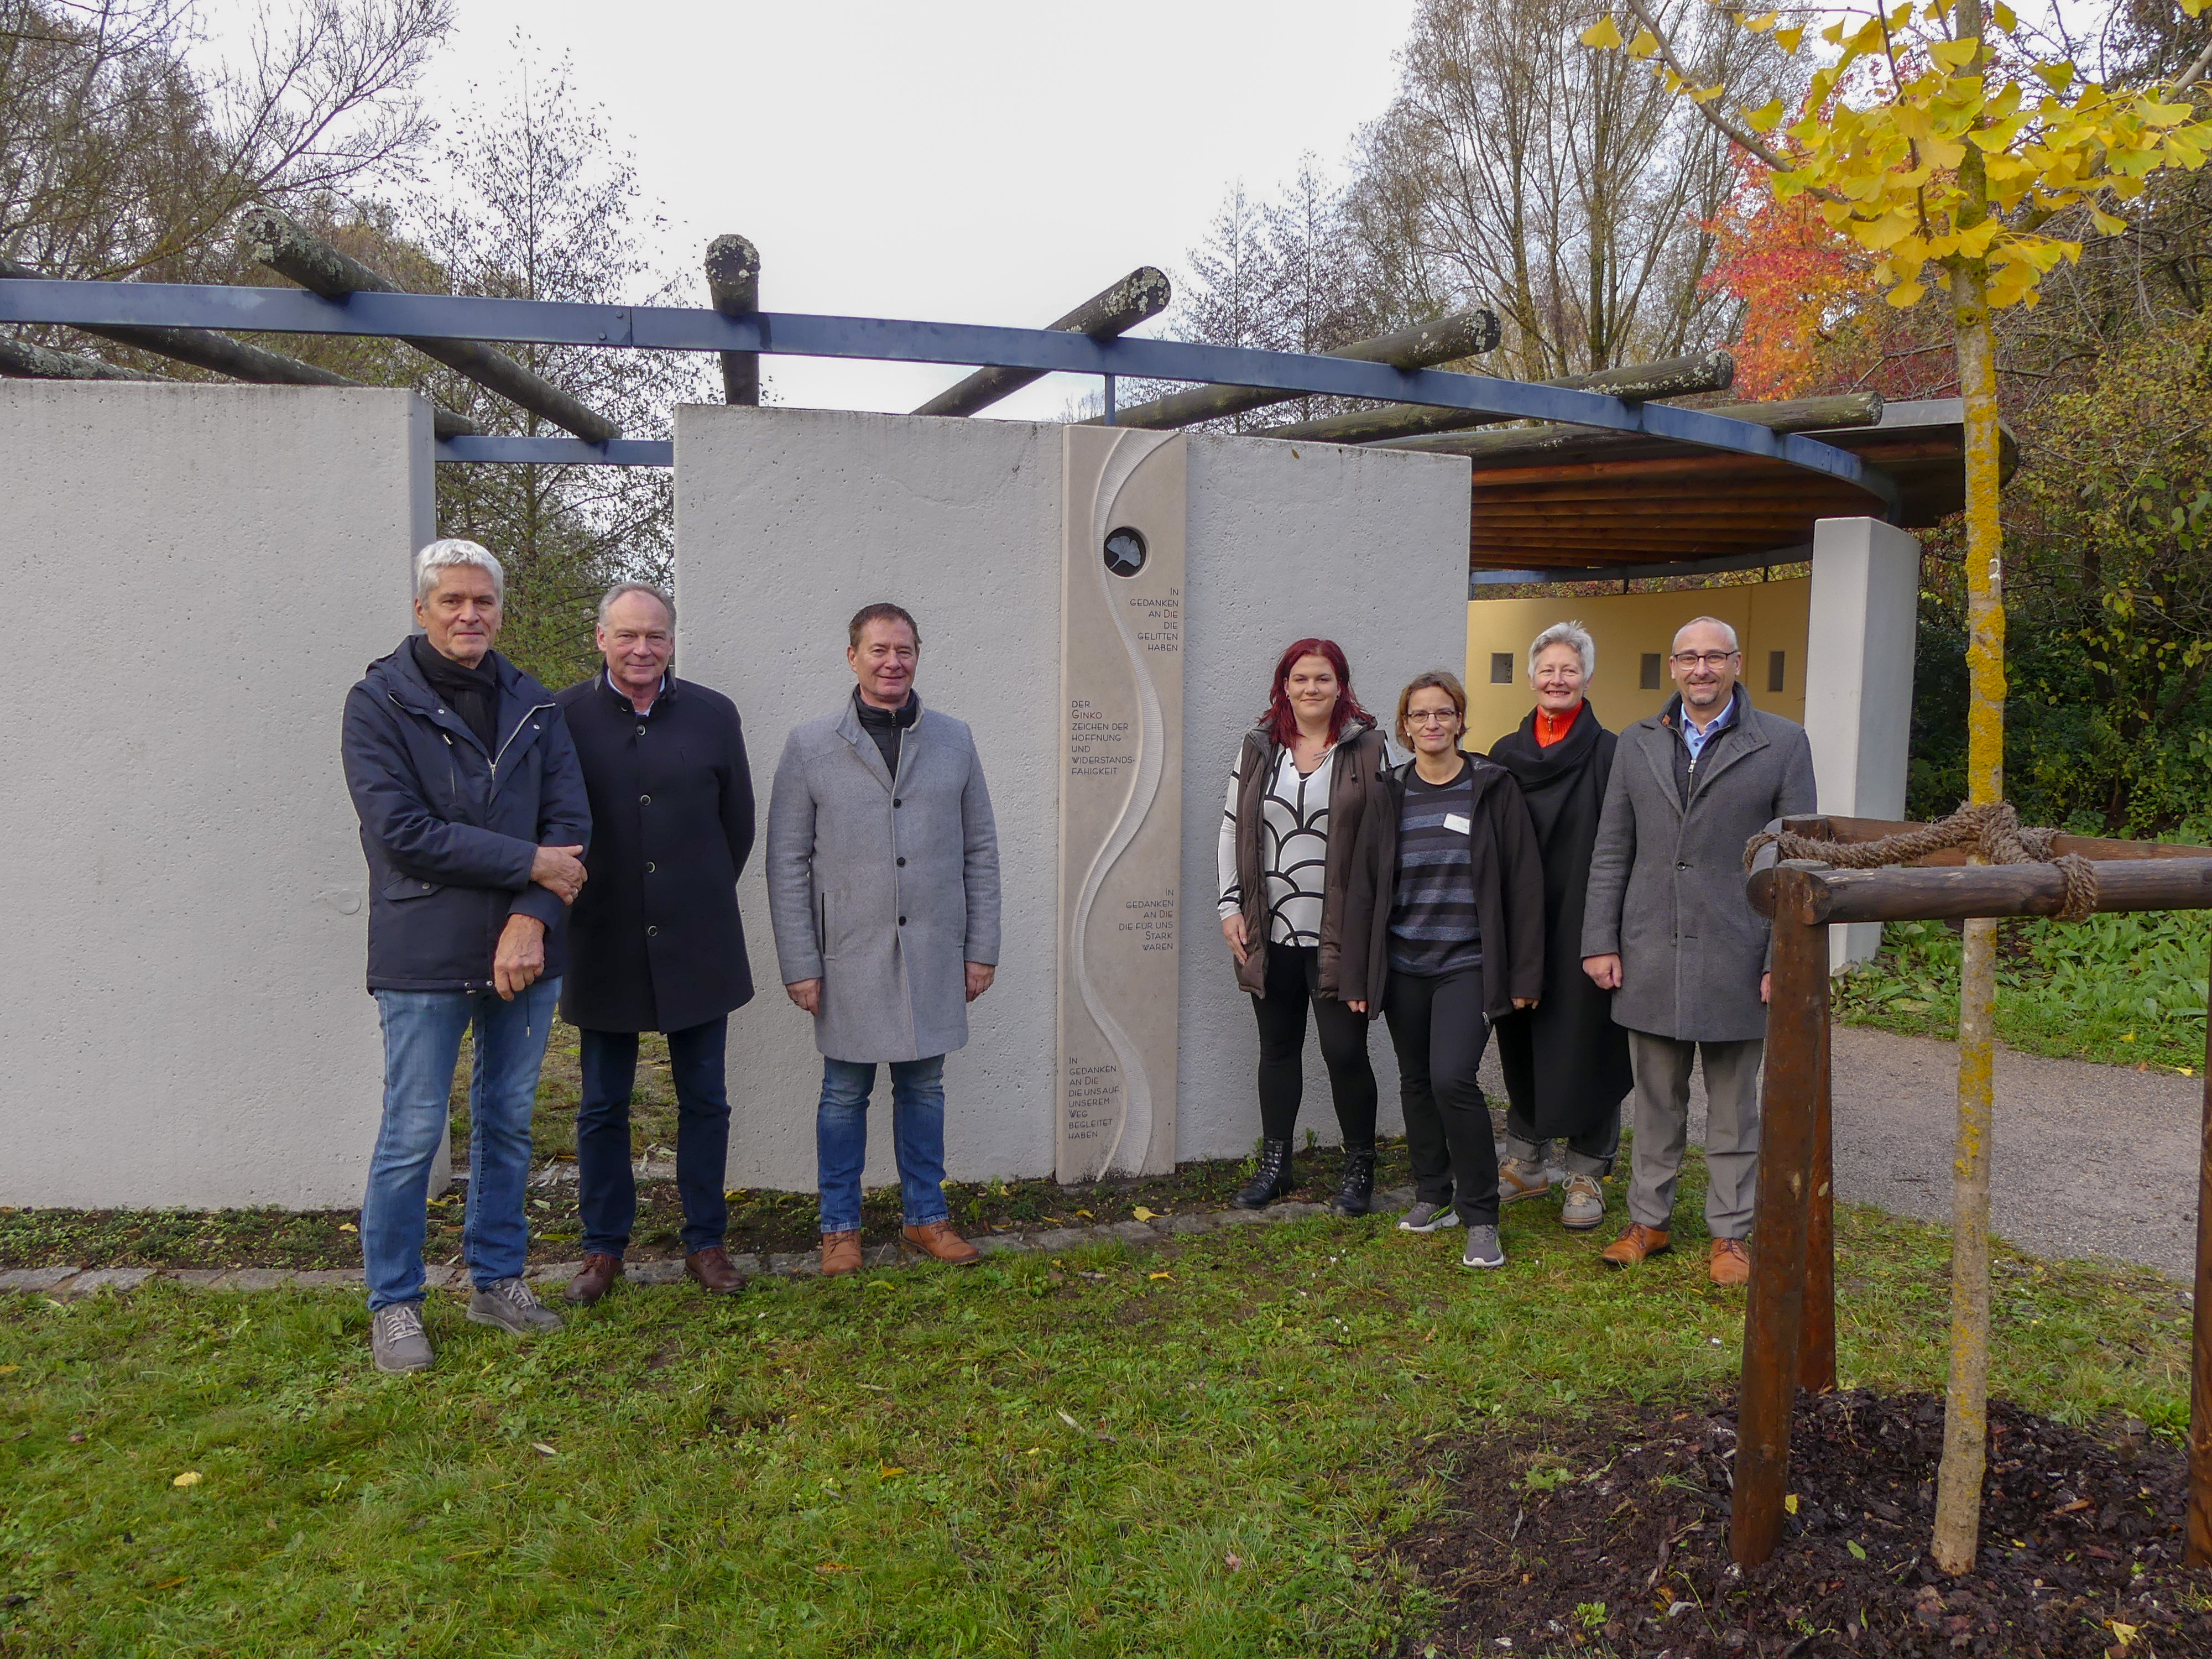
[1775,858,2212,926]
[1260,349,1734,445]
[0,254,477,438]
[1390,392,1885,460]
[1084,310,1501,430]
[914,267,1171,418]
[704,234,760,407]
[0,337,166,381]
[1732,860,1829,1566]
[241,206,620,444]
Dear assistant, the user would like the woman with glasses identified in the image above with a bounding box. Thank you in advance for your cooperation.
[1484,622,1635,1232]
[1217,638,1391,1214]
[1339,671,1545,1271]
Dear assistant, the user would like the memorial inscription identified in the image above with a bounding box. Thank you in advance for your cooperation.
[1056,427,1186,1180]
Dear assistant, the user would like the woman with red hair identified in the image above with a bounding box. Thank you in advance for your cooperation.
[1217,638,1391,1214]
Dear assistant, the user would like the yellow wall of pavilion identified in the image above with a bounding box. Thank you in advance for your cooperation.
[1460,578,1811,752]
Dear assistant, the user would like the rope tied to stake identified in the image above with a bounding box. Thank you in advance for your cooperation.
[1742,800,2101,924]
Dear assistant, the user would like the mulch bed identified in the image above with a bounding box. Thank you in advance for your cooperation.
[1395,1388,2207,1657]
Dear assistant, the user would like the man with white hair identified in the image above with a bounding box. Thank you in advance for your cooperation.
[342,539,592,1372]
[1580,614,1815,1286]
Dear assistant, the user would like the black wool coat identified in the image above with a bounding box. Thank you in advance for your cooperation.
[1486,703,1634,1141]
[555,671,755,1034]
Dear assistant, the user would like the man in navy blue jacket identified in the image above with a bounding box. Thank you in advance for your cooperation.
[342,539,592,1374]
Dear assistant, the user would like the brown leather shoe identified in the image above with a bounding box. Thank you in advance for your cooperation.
[685,1245,745,1293]
[820,1229,863,1277]
[1600,1223,1672,1267]
[564,1252,623,1305]
[1709,1237,1752,1287]
[899,1219,981,1266]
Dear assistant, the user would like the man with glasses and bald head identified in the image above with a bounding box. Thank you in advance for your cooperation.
[1579,615,1815,1287]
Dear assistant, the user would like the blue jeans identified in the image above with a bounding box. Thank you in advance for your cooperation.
[575,1018,731,1258]
[816,1055,948,1234]
[362,979,559,1311]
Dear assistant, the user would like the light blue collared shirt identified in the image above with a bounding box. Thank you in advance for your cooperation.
[1679,686,1740,766]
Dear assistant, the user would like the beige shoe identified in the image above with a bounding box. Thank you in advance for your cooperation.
[1498,1157,1551,1205]
[1559,1173,1605,1231]
[820,1230,863,1277]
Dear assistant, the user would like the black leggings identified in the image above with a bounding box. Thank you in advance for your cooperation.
[1253,943,1378,1148]
[1383,966,1499,1227]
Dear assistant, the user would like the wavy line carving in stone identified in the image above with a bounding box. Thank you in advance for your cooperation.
[1056,426,1183,1181]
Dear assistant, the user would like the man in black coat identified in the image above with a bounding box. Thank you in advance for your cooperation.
[556,582,755,1302]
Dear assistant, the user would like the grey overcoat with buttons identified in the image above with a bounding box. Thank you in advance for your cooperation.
[765,694,1001,1063]
[1580,688,1817,1042]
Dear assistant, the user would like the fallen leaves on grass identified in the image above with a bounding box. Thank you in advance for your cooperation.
[879,1464,905,1478]
[170,1471,202,1488]
[531,1442,558,1457]
[1133,1207,1161,1221]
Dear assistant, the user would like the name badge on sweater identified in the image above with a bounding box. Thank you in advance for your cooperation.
[1443,813,1472,835]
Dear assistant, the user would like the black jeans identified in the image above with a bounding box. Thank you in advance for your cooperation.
[1383,966,1500,1227]
[1253,943,1378,1147]
[576,1016,731,1258]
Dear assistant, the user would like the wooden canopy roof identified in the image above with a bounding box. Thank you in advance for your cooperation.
[1467,399,2005,576]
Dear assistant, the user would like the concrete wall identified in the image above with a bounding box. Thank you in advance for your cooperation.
[0,383,432,1208]
[675,407,1066,1191]
[1804,517,1923,967]
[1176,435,1472,1161]
[674,410,1472,1190]
[1464,577,1811,749]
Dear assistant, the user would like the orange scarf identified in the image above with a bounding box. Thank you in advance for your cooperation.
[1535,700,1584,748]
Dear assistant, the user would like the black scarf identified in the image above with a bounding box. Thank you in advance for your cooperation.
[853,688,917,776]
[1489,700,1605,845]
[411,633,501,755]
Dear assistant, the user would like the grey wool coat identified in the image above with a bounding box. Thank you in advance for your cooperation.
[765,694,1001,1063]
[1580,688,1818,1042]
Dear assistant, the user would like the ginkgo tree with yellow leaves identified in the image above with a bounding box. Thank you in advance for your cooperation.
[1584,0,2212,1574]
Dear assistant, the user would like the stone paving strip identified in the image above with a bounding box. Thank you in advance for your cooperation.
[0,1191,1413,1299]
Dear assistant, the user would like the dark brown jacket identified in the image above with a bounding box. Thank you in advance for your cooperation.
[1228,721,1392,999]
[1339,752,1547,1022]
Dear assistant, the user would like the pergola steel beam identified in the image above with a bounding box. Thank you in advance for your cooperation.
[912,267,1171,418]
[0,257,478,439]
[0,277,1896,510]
[241,208,621,445]
[1265,350,1736,446]
[1083,310,1504,431]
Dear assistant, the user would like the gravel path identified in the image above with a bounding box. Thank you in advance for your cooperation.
[1535,1024,2205,1279]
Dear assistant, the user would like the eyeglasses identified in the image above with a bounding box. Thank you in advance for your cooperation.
[1670,650,1740,669]
[1405,710,1461,727]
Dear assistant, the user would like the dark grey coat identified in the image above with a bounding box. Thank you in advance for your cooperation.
[765,694,1000,1063]
[1580,688,1817,1042]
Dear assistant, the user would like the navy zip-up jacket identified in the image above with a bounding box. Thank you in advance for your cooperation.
[342,638,592,992]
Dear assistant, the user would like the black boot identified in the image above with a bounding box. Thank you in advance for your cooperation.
[1232,1139,1295,1209]
[1331,1145,1377,1216]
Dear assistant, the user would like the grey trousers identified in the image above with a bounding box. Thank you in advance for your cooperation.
[1503,1104,1620,1178]
[1625,1030,1764,1240]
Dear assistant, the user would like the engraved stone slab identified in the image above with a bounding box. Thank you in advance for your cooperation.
[1057,427,1185,1180]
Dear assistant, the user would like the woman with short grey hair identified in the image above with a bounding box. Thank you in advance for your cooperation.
[1482,619,1634,1232]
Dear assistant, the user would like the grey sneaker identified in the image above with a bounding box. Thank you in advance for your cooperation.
[370,1302,432,1373]
[1560,1173,1605,1230]
[1461,1224,1506,1270]
[1398,1200,1459,1234]
[1498,1158,1550,1205]
[466,1276,563,1335]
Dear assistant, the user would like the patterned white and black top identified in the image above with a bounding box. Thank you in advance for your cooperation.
[1217,744,1337,947]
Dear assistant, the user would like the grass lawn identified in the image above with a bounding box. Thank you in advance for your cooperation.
[1,1155,2190,1658]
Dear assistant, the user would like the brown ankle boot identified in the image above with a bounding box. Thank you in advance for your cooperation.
[820,1230,863,1277]
[1600,1223,1672,1267]
[899,1219,980,1265]
[563,1252,623,1305]
[685,1245,745,1293]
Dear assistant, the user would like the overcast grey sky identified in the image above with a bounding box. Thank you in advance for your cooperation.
[208,0,1422,419]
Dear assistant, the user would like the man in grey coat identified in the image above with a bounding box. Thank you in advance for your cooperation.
[1580,616,1817,1287]
[766,602,1001,1277]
